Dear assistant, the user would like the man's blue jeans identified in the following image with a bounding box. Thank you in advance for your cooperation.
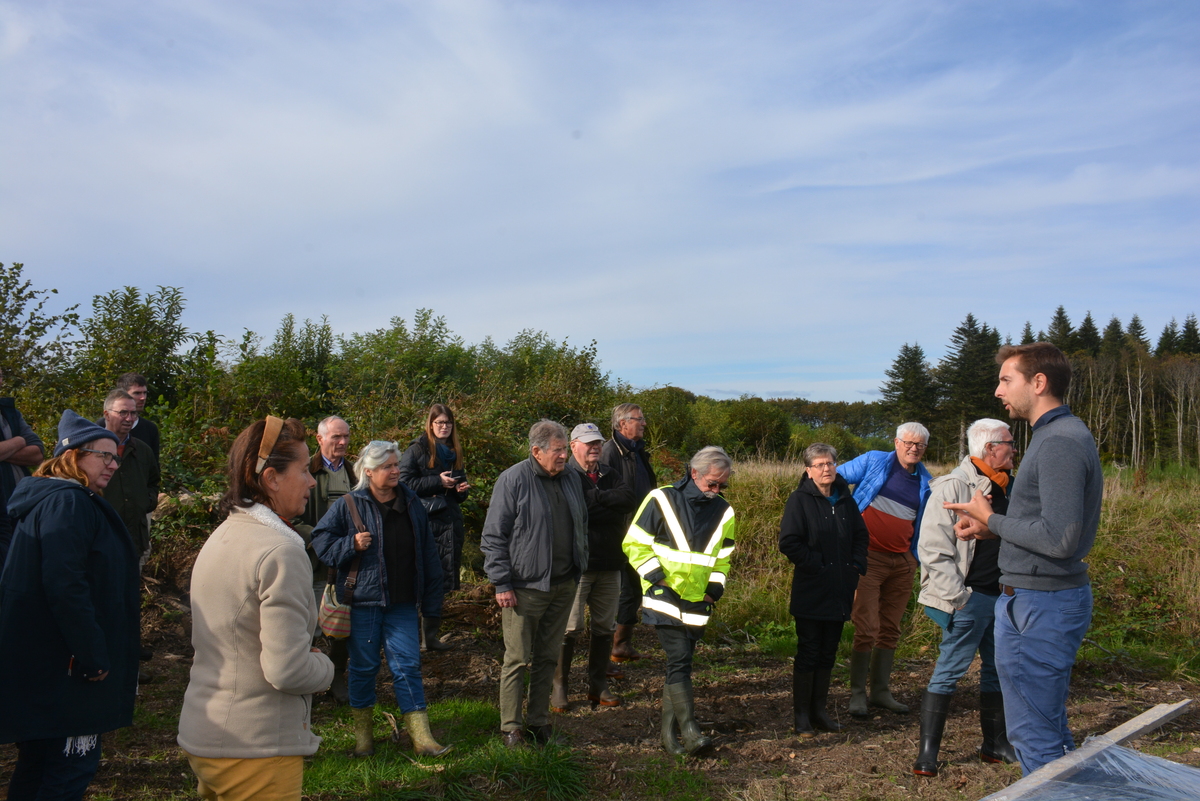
[348,603,426,713]
[925,590,1001,695]
[994,583,1092,775]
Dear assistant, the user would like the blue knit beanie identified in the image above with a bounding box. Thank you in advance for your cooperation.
[53,409,120,457]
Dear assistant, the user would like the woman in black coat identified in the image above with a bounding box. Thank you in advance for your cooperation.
[0,410,140,800]
[778,443,869,736]
[399,404,470,651]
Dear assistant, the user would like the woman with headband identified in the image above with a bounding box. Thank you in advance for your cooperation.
[178,416,334,800]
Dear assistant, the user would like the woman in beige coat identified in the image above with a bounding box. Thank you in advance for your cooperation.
[178,417,334,801]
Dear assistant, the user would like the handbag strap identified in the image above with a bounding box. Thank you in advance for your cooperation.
[340,495,367,604]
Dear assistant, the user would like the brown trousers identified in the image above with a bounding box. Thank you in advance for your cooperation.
[851,549,917,652]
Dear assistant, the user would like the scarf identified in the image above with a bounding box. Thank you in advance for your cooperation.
[970,457,1010,491]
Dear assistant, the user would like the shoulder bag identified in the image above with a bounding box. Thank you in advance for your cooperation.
[317,495,366,639]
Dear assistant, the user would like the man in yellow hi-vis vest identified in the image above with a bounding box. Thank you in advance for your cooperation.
[621,446,735,756]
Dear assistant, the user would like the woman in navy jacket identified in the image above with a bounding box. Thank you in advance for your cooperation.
[0,410,140,800]
[312,440,448,760]
[779,443,869,737]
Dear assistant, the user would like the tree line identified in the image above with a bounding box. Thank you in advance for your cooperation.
[878,307,1200,468]
[4,263,1195,517]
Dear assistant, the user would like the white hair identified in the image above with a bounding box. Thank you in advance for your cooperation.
[896,422,929,442]
[529,419,568,452]
[317,415,347,436]
[690,445,732,477]
[967,419,1011,459]
[353,440,401,490]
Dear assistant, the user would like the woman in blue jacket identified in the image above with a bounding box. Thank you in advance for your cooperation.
[312,440,449,759]
[0,410,140,801]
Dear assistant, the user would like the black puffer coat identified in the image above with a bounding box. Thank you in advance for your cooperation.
[0,477,140,742]
[778,473,869,622]
[399,436,468,592]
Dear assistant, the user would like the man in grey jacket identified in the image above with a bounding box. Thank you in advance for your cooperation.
[482,420,588,748]
[947,343,1102,776]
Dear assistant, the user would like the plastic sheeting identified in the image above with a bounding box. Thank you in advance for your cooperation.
[980,737,1200,801]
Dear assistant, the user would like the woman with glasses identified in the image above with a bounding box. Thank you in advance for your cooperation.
[778,443,869,736]
[0,411,140,800]
[313,440,450,759]
[399,404,470,651]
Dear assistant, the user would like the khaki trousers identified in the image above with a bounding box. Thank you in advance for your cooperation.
[184,752,304,801]
[499,580,577,731]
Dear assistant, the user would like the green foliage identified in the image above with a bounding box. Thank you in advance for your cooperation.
[879,342,937,429]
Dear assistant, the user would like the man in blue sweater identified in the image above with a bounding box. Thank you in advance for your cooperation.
[947,342,1102,776]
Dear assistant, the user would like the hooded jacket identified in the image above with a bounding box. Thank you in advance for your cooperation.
[0,476,140,742]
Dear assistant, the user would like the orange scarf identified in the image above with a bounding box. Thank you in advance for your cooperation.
[970,457,1009,490]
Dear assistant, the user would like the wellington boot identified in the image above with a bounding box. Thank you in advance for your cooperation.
[611,623,644,662]
[329,671,349,705]
[587,634,619,703]
[792,671,815,736]
[665,680,712,755]
[329,637,349,704]
[551,637,576,713]
[810,669,843,732]
[913,691,953,776]
[660,686,686,756]
[422,616,455,652]
[979,691,1019,764]
[848,650,871,718]
[351,706,376,757]
[868,648,910,713]
[404,710,453,757]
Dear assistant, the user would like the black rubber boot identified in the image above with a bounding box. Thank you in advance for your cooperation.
[329,637,349,704]
[810,668,843,732]
[550,636,576,713]
[792,670,815,735]
[913,691,953,777]
[979,691,1019,764]
[423,616,455,652]
[665,680,712,755]
[848,650,870,717]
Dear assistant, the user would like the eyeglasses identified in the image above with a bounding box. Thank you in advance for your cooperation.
[898,440,927,451]
[79,448,120,465]
[808,461,837,470]
[989,440,1017,449]
[432,420,453,427]
[626,416,646,423]
[108,410,138,418]
[697,479,728,491]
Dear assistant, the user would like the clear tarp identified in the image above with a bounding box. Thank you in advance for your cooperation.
[980,738,1200,801]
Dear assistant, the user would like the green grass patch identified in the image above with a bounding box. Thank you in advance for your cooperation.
[623,756,716,801]
[305,698,585,800]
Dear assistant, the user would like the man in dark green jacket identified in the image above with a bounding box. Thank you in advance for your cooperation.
[101,390,160,564]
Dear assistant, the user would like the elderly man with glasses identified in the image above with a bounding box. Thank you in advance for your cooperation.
[837,422,932,718]
[912,419,1018,777]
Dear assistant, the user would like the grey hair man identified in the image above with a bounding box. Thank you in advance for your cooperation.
[482,420,589,748]
[600,403,655,664]
[0,367,44,569]
[100,389,161,568]
[295,415,356,704]
[837,421,933,717]
[913,418,1018,777]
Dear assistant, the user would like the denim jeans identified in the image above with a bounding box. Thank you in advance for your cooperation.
[994,583,1092,775]
[925,590,1001,695]
[8,736,103,801]
[348,602,425,713]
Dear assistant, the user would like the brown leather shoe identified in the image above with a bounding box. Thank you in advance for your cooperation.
[606,661,625,680]
[588,691,622,708]
[500,729,527,749]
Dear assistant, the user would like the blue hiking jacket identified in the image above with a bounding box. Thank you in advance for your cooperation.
[836,450,932,555]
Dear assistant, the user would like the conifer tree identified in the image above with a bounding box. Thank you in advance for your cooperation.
[1075,312,1101,356]
[1020,321,1036,345]
[1046,306,1076,352]
[1126,314,1150,351]
[1100,316,1126,357]
[880,343,938,426]
[1156,319,1180,356]
[1178,314,1200,355]
[936,315,1003,458]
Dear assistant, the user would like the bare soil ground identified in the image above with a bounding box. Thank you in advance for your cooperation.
[2,586,1197,800]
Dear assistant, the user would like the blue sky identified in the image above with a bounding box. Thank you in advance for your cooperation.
[3,1,1197,401]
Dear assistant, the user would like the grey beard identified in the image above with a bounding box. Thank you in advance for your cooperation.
[701,490,719,500]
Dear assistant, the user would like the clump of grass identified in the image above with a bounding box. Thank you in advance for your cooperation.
[305,698,585,800]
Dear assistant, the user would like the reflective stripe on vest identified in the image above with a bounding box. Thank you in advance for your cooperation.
[643,595,711,627]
